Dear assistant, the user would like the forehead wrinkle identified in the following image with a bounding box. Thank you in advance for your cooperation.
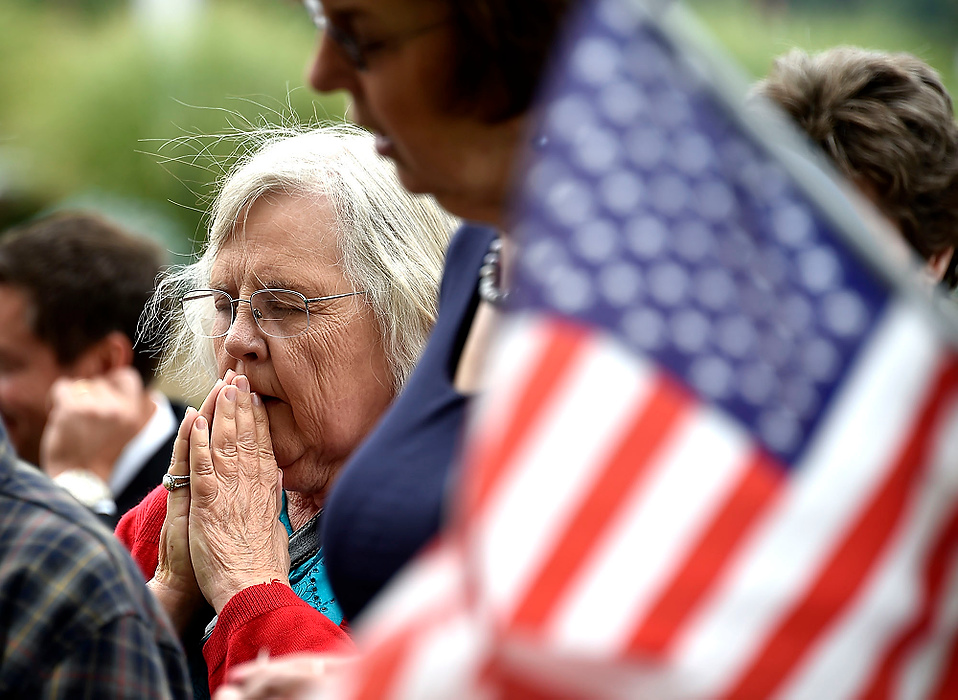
[212,192,345,294]
[211,234,342,296]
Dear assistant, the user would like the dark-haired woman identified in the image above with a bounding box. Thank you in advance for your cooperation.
[307,0,576,622]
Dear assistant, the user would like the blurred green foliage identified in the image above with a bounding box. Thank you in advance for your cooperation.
[0,0,345,254]
[687,0,957,98]
[1,0,955,258]
[781,0,958,30]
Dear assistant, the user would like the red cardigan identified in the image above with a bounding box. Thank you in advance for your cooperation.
[115,485,353,692]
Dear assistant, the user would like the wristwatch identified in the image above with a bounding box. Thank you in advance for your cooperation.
[53,469,117,517]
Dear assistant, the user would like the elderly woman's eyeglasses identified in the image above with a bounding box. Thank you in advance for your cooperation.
[303,0,448,71]
[182,288,365,339]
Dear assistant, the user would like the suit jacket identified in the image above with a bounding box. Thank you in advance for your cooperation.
[105,400,187,527]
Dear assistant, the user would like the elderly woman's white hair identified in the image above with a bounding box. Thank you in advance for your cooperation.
[149,123,456,391]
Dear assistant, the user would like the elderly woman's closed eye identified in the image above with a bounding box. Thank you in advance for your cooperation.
[114,124,455,695]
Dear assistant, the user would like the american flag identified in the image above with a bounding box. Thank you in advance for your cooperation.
[324,0,958,698]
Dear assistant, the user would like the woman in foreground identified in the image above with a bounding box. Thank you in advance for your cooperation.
[310,0,576,625]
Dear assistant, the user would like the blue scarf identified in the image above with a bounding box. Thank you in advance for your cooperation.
[279,496,344,626]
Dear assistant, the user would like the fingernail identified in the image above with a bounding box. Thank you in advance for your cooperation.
[235,375,250,393]
[251,392,262,407]
[223,385,237,402]
[194,416,208,431]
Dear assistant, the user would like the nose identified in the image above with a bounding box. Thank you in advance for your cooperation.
[308,31,357,95]
[221,303,269,366]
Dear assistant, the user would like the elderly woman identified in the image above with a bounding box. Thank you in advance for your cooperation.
[211,4,574,698]
[212,3,573,697]
[115,124,454,695]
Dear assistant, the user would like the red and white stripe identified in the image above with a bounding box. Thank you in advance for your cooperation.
[672,301,958,699]
[323,543,493,700]
[328,300,958,699]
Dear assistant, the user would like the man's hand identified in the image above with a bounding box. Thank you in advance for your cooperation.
[40,367,154,483]
[214,653,356,700]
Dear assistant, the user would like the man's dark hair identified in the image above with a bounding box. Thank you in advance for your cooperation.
[0,212,166,383]
[755,47,958,269]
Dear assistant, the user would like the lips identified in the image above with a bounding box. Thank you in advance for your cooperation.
[246,381,282,405]
[250,388,280,403]
[374,132,396,158]
[353,108,396,160]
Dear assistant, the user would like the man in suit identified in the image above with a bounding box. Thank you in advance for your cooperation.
[0,211,185,524]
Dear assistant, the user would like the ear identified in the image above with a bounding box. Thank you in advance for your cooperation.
[69,331,135,378]
[925,247,955,283]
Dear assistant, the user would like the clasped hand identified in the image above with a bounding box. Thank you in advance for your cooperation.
[41,367,151,482]
[150,370,291,631]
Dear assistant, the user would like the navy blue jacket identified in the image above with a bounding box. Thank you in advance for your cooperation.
[322,224,496,622]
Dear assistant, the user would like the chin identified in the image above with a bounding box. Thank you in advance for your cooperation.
[436,193,502,227]
[277,457,338,500]
[394,167,434,198]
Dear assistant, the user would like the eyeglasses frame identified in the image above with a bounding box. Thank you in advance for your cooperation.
[303,0,449,71]
[181,287,366,339]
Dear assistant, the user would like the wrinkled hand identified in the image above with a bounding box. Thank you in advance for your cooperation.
[148,374,229,633]
[213,653,355,700]
[189,374,290,614]
[40,367,150,481]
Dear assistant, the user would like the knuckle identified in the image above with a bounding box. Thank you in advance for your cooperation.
[216,442,240,461]
[193,429,210,449]
[236,437,260,458]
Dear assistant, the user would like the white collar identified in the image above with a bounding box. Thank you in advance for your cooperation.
[109,392,178,496]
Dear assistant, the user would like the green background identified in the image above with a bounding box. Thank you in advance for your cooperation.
[0,0,955,256]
